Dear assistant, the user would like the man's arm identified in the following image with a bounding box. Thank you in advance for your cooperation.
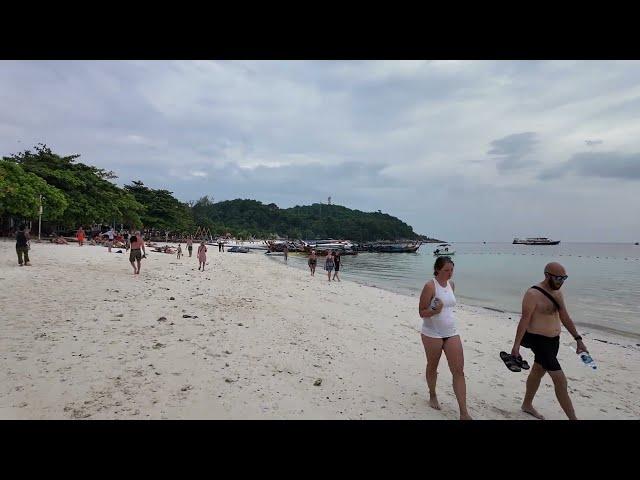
[557,293,588,353]
[512,290,536,357]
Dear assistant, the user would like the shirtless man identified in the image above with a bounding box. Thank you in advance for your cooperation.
[511,262,588,420]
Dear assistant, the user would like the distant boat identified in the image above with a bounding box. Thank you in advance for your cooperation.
[433,243,455,256]
[227,246,250,253]
[513,237,560,245]
[355,240,421,253]
[635,242,639,246]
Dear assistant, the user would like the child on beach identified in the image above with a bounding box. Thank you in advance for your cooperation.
[177,243,182,259]
[197,241,207,271]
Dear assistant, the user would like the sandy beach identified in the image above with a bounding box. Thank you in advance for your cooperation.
[1,239,639,420]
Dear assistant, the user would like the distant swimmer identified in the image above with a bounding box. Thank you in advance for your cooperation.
[507,262,588,420]
[418,256,471,420]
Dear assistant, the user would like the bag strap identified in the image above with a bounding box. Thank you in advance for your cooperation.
[531,285,561,311]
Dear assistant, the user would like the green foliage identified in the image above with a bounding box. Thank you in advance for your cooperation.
[124,180,194,232]
[0,160,68,220]
[3,144,144,228]
[190,199,426,240]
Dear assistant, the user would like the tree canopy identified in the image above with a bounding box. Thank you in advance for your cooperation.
[0,160,68,220]
[3,144,144,228]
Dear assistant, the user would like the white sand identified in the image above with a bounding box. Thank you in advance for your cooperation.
[1,239,639,420]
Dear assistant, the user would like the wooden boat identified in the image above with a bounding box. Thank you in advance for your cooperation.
[355,241,421,253]
[227,246,250,253]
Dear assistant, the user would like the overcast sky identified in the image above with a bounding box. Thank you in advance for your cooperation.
[1,60,639,242]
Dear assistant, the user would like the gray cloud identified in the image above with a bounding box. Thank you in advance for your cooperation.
[487,132,540,172]
[2,60,640,241]
[539,151,640,180]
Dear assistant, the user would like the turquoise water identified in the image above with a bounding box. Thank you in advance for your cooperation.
[275,243,640,338]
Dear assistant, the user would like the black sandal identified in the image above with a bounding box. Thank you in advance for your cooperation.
[499,351,522,372]
[514,355,530,370]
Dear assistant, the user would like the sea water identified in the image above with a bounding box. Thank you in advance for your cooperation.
[275,242,640,338]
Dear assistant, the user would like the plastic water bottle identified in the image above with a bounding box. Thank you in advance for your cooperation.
[567,346,597,369]
[431,298,441,311]
[579,351,597,370]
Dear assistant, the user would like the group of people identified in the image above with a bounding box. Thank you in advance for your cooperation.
[307,250,342,281]
[418,256,587,420]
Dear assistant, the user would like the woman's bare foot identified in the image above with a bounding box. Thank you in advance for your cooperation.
[522,404,545,419]
[460,412,473,420]
[429,395,441,410]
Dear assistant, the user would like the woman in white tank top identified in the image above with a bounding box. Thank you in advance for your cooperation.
[418,256,471,420]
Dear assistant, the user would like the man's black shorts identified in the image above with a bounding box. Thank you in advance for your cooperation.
[521,331,561,371]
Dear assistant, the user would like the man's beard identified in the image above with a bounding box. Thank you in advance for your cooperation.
[549,280,563,290]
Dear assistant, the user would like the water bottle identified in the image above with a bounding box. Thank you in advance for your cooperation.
[568,347,598,370]
[431,298,441,311]
[579,351,597,370]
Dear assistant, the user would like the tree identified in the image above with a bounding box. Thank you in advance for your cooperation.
[4,144,144,228]
[124,181,194,232]
[0,160,67,220]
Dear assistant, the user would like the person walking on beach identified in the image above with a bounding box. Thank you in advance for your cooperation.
[283,243,289,262]
[106,227,115,253]
[508,262,588,420]
[15,224,31,266]
[332,251,342,282]
[123,230,130,251]
[324,251,334,281]
[177,243,182,259]
[308,250,317,276]
[187,236,193,257]
[418,256,472,420]
[129,231,146,274]
[76,226,85,246]
[218,240,223,252]
[197,241,207,271]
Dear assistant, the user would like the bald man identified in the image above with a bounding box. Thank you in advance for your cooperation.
[511,262,588,420]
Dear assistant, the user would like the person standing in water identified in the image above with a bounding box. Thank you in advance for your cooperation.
[197,241,207,271]
[187,236,193,257]
[418,256,472,420]
[509,262,588,420]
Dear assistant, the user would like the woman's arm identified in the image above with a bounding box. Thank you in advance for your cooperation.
[418,281,438,318]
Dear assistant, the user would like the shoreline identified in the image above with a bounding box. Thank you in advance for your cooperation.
[2,241,639,419]
[269,252,640,342]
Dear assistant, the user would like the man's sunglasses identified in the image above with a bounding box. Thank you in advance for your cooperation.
[545,272,568,282]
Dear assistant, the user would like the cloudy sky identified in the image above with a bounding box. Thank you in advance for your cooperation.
[1,60,639,242]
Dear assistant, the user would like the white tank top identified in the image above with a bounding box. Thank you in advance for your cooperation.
[421,278,457,338]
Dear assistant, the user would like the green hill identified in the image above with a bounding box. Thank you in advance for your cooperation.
[192,197,439,242]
